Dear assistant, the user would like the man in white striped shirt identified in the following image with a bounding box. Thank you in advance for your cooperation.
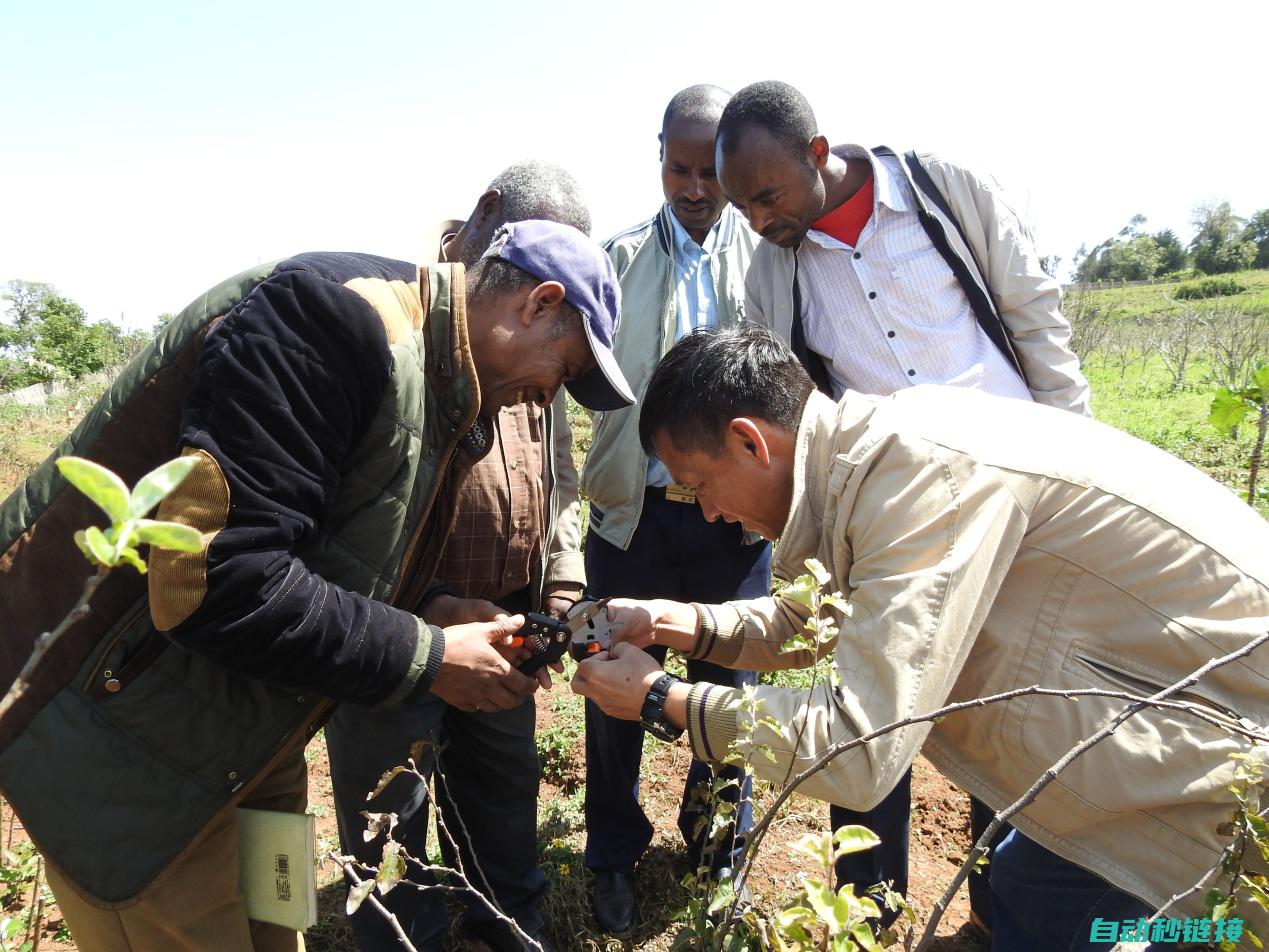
[714,79,1091,936]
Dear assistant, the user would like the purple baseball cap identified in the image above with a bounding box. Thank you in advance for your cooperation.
[482,220,635,411]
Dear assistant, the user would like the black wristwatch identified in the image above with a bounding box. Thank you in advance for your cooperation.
[640,673,685,742]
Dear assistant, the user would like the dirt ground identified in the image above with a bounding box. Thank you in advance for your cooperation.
[1,691,982,952]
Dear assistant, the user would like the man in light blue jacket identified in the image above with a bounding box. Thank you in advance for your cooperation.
[577,85,768,939]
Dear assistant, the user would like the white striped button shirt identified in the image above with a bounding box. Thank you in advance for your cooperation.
[798,145,1032,403]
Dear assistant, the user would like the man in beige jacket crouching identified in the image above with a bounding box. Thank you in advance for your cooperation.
[572,324,1269,951]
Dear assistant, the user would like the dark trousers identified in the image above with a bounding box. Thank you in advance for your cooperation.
[989,829,1177,951]
[325,589,544,952]
[583,490,771,873]
[831,779,1007,927]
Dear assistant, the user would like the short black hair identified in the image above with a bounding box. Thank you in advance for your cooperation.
[661,84,731,135]
[639,324,814,457]
[716,80,818,159]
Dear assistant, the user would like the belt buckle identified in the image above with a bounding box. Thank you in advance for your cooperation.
[665,482,696,504]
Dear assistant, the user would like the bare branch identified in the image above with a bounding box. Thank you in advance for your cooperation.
[916,630,1269,949]
[0,566,109,725]
[336,857,419,952]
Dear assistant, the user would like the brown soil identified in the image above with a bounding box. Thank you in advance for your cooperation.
[1,685,982,952]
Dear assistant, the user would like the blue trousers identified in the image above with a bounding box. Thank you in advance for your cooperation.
[325,590,544,952]
[989,829,1177,952]
[830,780,1007,927]
[583,490,771,873]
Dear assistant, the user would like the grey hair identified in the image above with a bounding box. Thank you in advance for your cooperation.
[661,84,731,134]
[487,160,592,237]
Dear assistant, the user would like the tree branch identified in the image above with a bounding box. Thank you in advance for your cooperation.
[0,566,109,725]
[915,630,1269,949]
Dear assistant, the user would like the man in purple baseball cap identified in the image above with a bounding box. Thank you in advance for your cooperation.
[480,219,636,412]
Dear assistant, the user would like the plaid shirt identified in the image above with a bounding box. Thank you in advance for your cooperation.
[436,403,547,602]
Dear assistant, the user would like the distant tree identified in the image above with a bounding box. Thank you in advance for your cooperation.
[1039,254,1062,279]
[1,281,122,388]
[1244,209,1269,269]
[1152,229,1188,273]
[1190,202,1256,274]
[3,280,55,327]
[1074,216,1167,282]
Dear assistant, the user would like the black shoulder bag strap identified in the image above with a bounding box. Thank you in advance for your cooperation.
[788,248,836,396]
[890,148,1026,382]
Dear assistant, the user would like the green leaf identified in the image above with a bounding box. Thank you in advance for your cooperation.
[80,526,116,565]
[128,456,199,519]
[804,880,849,933]
[1211,387,1251,434]
[1252,363,1269,404]
[707,878,735,915]
[116,546,147,575]
[72,529,94,562]
[804,558,831,586]
[345,878,374,914]
[375,840,405,894]
[57,457,129,524]
[792,832,834,868]
[134,520,202,552]
[833,824,881,859]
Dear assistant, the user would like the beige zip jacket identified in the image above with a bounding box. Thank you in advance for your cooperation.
[744,148,1091,415]
[683,387,1269,921]
[581,205,757,549]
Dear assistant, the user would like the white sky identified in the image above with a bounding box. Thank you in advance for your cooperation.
[2,0,1266,330]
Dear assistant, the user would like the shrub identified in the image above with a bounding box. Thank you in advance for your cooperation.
[1174,277,1248,300]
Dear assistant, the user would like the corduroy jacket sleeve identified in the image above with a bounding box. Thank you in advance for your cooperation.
[160,262,443,707]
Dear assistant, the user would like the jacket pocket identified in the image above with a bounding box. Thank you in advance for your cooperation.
[1063,643,1250,727]
[81,598,167,700]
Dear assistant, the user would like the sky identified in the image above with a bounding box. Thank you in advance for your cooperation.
[2,0,1266,331]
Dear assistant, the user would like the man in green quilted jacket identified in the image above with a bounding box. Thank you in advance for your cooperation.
[0,221,632,951]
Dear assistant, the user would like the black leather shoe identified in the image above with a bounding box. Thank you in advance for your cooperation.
[592,869,636,938]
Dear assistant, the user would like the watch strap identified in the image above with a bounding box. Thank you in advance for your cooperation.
[640,673,684,742]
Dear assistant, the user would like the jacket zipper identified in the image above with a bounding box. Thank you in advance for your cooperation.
[1074,652,1250,725]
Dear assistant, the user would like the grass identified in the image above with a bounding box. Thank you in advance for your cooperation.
[1068,267,1269,322]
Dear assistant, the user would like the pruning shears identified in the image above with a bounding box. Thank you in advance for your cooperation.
[513,597,612,674]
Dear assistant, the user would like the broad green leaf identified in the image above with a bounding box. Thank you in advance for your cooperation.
[1211,388,1251,434]
[1253,363,1269,403]
[134,520,202,552]
[804,558,830,586]
[850,921,882,951]
[57,457,129,524]
[804,880,849,933]
[375,840,405,894]
[833,824,881,858]
[128,456,200,519]
[780,575,818,611]
[81,526,115,565]
[792,832,833,866]
[345,878,374,914]
[707,878,735,915]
